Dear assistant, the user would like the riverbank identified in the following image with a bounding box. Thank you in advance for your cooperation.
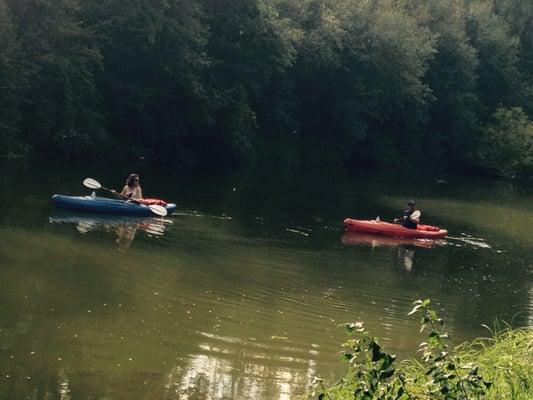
[447,328,533,400]
[314,322,533,399]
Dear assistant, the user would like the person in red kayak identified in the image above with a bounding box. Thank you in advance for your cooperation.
[112,173,143,200]
[394,200,421,229]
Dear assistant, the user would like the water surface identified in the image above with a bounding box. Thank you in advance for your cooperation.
[0,164,532,399]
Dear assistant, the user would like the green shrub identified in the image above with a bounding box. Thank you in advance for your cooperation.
[476,107,533,178]
[311,299,532,400]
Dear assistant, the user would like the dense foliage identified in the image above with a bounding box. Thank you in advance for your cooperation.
[0,0,532,175]
[312,300,533,400]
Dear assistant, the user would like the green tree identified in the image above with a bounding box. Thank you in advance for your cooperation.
[0,0,28,157]
[407,0,479,169]
[493,0,533,114]
[466,1,525,113]
[82,0,209,164]
[5,0,105,159]
[288,0,435,166]
[476,107,533,177]
[200,0,298,165]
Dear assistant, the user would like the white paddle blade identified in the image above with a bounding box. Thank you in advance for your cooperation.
[148,204,168,217]
[83,178,102,190]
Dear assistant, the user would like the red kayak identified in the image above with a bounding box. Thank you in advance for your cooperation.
[343,218,447,239]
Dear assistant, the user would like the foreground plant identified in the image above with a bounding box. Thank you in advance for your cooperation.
[313,299,492,400]
[407,299,491,399]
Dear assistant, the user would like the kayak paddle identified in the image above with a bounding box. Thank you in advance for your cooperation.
[83,177,115,193]
[83,177,168,217]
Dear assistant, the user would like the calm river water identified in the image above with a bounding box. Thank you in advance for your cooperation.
[0,163,532,399]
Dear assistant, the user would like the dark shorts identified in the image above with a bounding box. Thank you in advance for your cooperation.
[402,221,417,229]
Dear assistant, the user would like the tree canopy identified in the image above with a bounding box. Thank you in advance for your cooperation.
[1,0,532,176]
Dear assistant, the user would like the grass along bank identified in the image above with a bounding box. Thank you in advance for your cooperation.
[311,300,533,400]
[402,328,533,400]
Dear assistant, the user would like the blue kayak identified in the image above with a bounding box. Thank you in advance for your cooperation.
[51,194,177,216]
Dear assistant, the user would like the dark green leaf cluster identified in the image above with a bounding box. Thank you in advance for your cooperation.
[313,299,492,399]
[476,107,533,177]
[0,0,531,174]
[410,299,492,399]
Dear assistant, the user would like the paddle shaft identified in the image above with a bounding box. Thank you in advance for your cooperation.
[98,185,135,201]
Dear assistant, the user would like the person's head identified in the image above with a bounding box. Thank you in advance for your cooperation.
[126,173,140,188]
[407,199,416,210]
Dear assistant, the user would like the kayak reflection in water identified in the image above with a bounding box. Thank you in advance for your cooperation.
[394,199,421,229]
[112,173,143,200]
[115,219,167,248]
[49,213,168,248]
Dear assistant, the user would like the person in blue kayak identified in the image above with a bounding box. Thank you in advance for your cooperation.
[394,199,421,229]
[112,173,143,200]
